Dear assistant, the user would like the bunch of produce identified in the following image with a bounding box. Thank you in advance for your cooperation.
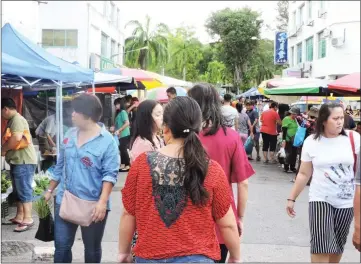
[32,173,50,196]
[32,172,52,219]
[1,171,11,193]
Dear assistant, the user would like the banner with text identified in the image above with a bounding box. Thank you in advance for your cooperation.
[274,32,288,65]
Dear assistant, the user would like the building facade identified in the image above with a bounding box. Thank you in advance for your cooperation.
[39,1,125,70]
[287,1,360,79]
[2,1,40,44]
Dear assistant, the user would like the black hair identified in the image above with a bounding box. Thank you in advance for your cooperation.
[236,102,243,113]
[163,97,209,206]
[125,95,132,103]
[245,100,252,106]
[166,87,177,95]
[132,97,139,102]
[188,83,227,136]
[314,103,346,140]
[72,94,103,122]
[270,102,278,109]
[223,94,232,102]
[130,100,159,149]
[1,98,17,110]
[114,97,127,116]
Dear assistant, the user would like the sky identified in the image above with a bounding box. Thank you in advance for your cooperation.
[119,1,279,43]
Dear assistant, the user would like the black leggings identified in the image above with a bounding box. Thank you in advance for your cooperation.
[261,133,277,152]
[215,244,228,263]
[119,135,130,166]
[284,141,298,171]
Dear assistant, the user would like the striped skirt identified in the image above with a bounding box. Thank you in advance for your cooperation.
[309,201,353,254]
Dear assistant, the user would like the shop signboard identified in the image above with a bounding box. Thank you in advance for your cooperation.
[274,31,288,65]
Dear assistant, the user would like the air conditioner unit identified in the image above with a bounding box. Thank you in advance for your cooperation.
[322,29,331,38]
[306,19,314,26]
[304,62,312,72]
[331,37,345,47]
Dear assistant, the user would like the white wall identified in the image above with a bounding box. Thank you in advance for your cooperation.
[39,1,88,66]
[2,1,39,43]
[38,1,125,68]
[287,1,360,78]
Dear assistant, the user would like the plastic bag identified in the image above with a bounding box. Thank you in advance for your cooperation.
[114,135,120,146]
[278,147,286,158]
[244,136,254,155]
[35,213,54,242]
[293,124,307,147]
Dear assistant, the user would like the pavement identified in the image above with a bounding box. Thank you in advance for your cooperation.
[1,160,360,262]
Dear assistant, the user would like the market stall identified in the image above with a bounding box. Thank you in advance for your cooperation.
[2,23,94,155]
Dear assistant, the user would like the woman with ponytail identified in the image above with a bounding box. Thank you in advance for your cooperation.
[188,83,255,263]
[118,97,241,263]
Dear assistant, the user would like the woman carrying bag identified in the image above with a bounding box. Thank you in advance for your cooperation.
[286,103,360,263]
[44,94,120,263]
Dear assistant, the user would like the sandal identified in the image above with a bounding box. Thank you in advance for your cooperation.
[14,221,34,232]
[9,218,23,225]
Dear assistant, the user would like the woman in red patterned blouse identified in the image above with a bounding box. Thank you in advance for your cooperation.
[118,97,241,263]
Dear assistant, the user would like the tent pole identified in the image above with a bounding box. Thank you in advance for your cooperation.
[56,85,60,156]
[92,82,95,95]
[59,81,64,143]
[45,91,49,117]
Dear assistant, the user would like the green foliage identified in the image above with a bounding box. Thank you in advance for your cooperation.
[124,8,283,87]
[125,15,170,70]
[205,7,263,92]
[1,171,11,193]
[33,197,52,219]
[164,26,204,82]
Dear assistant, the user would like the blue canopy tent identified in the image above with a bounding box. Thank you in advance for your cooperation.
[236,87,263,99]
[1,23,94,155]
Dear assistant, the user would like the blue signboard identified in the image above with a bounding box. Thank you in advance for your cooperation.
[274,32,288,65]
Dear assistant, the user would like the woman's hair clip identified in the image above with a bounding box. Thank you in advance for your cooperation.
[183,129,190,133]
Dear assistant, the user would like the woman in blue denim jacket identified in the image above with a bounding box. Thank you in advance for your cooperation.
[44,94,120,263]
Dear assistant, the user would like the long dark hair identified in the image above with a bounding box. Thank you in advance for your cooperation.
[314,103,347,140]
[130,100,159,149]
[163,97,209,206]
[188,83,226,136]
[114,97,127,117]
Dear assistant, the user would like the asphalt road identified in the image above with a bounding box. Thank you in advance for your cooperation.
[1,160,360,262]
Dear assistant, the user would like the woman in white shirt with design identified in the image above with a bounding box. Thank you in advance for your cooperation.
[286,103,360,263]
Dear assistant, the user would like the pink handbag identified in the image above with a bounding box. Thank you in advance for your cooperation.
[59,152,97,227]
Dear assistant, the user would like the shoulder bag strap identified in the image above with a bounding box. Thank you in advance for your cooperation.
[349,131,357,174]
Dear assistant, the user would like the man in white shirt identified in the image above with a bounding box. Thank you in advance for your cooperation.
[221,94,238,130]
[35,114,56,154]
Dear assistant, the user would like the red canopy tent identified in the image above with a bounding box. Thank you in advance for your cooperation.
[328,72,360,96]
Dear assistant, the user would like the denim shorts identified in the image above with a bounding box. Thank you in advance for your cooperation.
[136,255,214,263]
[10,164,36,203]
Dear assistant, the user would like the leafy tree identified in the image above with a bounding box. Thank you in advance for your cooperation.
[200,60,227,85]
[164,26,203,82]
[276,1,289,31]
[124,15,169,70]
[206,7,263,92]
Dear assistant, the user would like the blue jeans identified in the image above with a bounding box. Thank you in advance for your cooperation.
[136,255,214,263]
[10,164,36,203]
[54,203,108,263]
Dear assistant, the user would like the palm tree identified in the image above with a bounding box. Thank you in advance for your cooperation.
[171,28,201,80]
[125,15,169,70]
